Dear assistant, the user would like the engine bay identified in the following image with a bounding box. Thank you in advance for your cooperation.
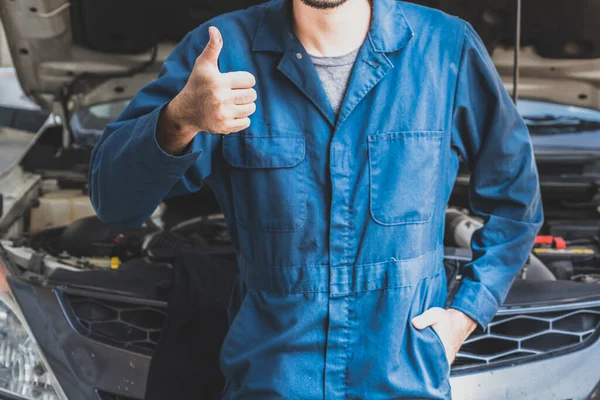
[3,178,600,296]
[1,121,600,301]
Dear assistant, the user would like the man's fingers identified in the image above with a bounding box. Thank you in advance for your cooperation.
[198,26,223,68]
[232,88,258,105]
[226,117,251,133]
[233,103,257,118]
[411,307,446,330]
[224,71,256,89]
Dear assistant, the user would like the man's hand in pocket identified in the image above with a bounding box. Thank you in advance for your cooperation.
[412,307,478,364]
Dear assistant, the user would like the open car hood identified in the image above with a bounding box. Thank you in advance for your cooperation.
[0,0,600,114]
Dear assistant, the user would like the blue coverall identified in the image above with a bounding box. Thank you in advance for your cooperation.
[89,0,544,398]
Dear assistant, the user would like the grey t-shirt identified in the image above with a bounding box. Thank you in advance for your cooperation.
[310,48,360,116]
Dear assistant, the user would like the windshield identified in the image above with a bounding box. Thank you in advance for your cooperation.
[518,100,600,135]
[70,100,130,147]
[65,99,600,148]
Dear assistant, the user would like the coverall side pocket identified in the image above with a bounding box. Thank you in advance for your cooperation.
[407,318,451,398]
[426,325,452,369]
[222,135,307,232]
[367,131,443,226]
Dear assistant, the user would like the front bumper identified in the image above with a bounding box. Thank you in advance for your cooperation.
[451,331,600,400]
[5,275,600,400]
[9,278,151,399]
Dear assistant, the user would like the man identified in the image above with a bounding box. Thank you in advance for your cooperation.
[89,0,543,397]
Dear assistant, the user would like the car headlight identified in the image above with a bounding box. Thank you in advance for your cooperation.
[0,255,67,400]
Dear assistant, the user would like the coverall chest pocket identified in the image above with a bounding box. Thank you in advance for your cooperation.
[367,131,443,225]
[222,135,307,232]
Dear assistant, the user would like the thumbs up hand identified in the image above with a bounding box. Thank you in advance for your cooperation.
[190,26,257,134]
[158,26,257,154]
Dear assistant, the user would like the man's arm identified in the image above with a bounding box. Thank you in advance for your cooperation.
[448,21,544,329]
[89,26,256,226]
[413,20,543,364]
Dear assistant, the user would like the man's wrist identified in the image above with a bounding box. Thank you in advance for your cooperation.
[156,98,199,155]
[447,308,478,335]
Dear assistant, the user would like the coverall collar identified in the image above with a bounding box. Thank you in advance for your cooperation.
[252,0,415,54]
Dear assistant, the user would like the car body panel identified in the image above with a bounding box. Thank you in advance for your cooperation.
[451,333,600,400]
[1,0,600,112]
[9,277,152,399]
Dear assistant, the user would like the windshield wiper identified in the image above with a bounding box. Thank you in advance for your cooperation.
[524,115,600,135]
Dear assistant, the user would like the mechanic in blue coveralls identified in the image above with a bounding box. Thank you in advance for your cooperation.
[89,0,543,397]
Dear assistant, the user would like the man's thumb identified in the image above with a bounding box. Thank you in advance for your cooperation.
[199,26,223,67]
[411,307,444,330]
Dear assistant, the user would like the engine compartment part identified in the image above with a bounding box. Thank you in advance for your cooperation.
[59,216,151,259]
[524,253,557,281]
[445,209,557,281]
[29,189,96,233]
[14,206,600,287]
[444,206,600,285]
[4,209,234,273]
[0,166,41,238]
[532,233,600,282]
[546,219,600,240]
[6,188,600,293]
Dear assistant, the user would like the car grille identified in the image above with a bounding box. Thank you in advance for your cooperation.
[62,293,167,354]
[454,304,600,370]
[62,292,600,372]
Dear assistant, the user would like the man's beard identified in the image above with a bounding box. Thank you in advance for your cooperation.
[299,0,350,10]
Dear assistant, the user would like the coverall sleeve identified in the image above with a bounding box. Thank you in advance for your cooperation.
[89,28,220,226]
[449,22,544,329]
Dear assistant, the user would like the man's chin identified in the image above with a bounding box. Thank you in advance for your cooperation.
[299,0,350,10]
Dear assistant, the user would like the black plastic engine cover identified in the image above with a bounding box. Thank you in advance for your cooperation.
[59,216,148,258]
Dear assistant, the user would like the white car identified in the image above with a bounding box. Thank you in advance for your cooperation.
[0,0,600,399]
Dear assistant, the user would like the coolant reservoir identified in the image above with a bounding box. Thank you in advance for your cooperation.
[29,190,96,232]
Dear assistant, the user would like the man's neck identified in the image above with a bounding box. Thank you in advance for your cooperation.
[292,0,372,57]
